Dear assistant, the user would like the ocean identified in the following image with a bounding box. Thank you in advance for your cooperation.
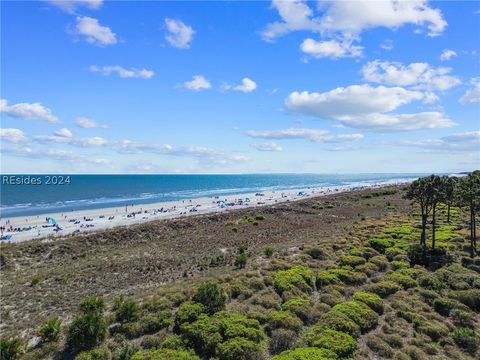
[0,174,423,217]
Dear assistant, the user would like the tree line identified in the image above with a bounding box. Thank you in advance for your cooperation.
[406,171,479,257]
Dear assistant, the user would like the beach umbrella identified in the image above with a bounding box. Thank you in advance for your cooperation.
[47,217,57,225]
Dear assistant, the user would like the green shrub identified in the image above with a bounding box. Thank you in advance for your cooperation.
[433,297,464,316]
[264,248,274,258]
[327,268,367,285]
[271,347,336,360]
[193,282,227,314]
[255,214,265,221]
[216,337,264,360]
[176,302,205,326]
[417,273,445,290]
[450,289,480,311]
[385,248,406,262]
[450,309,474,328]
[316,271,340,287]
[369,255,389,270]
[281,298,312,323]
[368,238,394,253]
[366,334,394,358]
[79,297,106,315]
[339,255,366,267]
[317,310,361,338]
[307,329,357,358]
[332,301,378,331]
[0,338,24,360]
[140,333,167,350]
[116,300,141,323]
[391,261,409,270]
[131,348,200,360]
[352,292,384,314]
[312,204,324,210]
[235,254,247,269]
[384,271,418,289]
[37,317,61,343]
[74,347,111,360]
[273,266,314,294]
[67,312,107,351]
[452,328,479,354]
[367,281,401,298]
[356,262,379,277]
[349,246,378,260]
[266,311,303,333]
[161,335,186,350]
[269,329,297,355]
[417,322,448,341]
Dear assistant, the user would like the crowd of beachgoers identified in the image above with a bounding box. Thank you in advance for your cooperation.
[0,180,409,243]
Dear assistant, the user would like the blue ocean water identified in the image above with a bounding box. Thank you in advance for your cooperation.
[0,174,423,217]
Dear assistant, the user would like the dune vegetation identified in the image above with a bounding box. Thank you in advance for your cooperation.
[0,173,479,360]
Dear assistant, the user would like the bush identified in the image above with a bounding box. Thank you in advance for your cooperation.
[74,347,111,360]
[193,282,227,315]
[161,335,186,350]
[450,289,480,311]
[368,238,394,253]
[433,297,463,316]
[352,292,384,314]
[38,317,61,342]
[452,328,479,354]
[67,312,107,352]
[365,334,394,358]
[384,271,418,289]
[316,271,340,287]
[391,261,409,270]
[317,310,361,338]
[339,255,366,267]
[235,254,247,269]
[176,302,205,326]
[0,338,24,360]
[307,329,357,358]
[216,337,264,360]
[327,268,367,285]
[269,329,297,355]
[273,266,314,294]
[367,281,401,298]
[281,298,314,323]
[264,248,274,258]
[407,245,452,269]
[450,309,474,328]
[306,247,325,260]
[417,273,445,290]
[266,311,303,333]
[417,322,448,341]
[131,348,200,360]
[271,347,336,360]
[140,333,168,350]
[332,301,378,331]
[116,300,141,323]
[369,255,389,270]
[79,297,106,314]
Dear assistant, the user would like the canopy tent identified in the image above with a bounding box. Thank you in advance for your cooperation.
[47,217,57,225]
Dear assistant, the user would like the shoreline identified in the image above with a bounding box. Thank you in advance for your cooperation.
[1,179,410,243]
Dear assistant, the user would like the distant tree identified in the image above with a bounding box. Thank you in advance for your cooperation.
[441,176,457,223]
[427,175,443,249]
[406,177,432,246]
[457,171,480,257]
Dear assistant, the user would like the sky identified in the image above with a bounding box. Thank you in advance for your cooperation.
[1,0,479,174]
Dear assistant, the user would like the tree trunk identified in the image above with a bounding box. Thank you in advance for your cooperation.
[447,203,451,223]
[421,212,427,247]
[474,209,477,256]
[470,203,475,258]
[431,206,436,249]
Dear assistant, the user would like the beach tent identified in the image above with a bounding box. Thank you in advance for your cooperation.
[47,217,57,225]
[2,235,12,241]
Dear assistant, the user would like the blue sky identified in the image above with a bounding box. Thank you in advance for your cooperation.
[1,0,479,174]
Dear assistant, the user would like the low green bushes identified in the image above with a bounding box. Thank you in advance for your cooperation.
[176,303,205,327]
[271,347,336,360]
[266,311,303,333]
[216,337,264,360]
[369,255,389,270]
[384,271,418,289]
[417,322,449,342]
[352,291,384,314]
[332,301,378,332]
[131,348,200,360]
[316,271,340,287]
[281,298,313,323]
[269,329,297,355]
[38,317,61,343]
[368,238,394,253]
[115,299,141,323]
[365,334,394,358]
[0,338,24,360]
[432,297,465,316]
[452,327,479,354]
[193,282,227,314]
[367,281,401,298]
[304,328,357,358]
[273,266,314,294]
[74,347,111,360]
[449,289,480,311]
[339,255,366,267]
[316,311,361,338]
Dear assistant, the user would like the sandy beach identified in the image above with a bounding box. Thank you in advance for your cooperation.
[1,179,409,243]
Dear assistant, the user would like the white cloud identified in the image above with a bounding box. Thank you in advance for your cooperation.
[459,77,480,104]
[223,78,257,93]
[251,142,283,151]
[361,60,461,91]
[54,128,73,138]
[90,65,154,79]
[440,49,457,61]
[75,16,117,46]
[286,85,425,118]
[285,85,456,131]
[74,117,108,129]
[300,38,363,59]
[165,18,194,49]
[401,131,480,151]
[0,99,59,123]
[183,75,211,91]
[0,128,27,143]
[380,39,394,50]
[47,0,103,13]
[246,128,364,143]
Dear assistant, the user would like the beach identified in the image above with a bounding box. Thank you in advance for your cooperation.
[1,179,409,243]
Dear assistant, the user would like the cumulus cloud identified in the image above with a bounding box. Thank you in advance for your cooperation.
[165,18,194,49]
[34,129,108,147]
[361,60,461,91]
[440,49,457,61]
[380,39,394,50]
[285,85,456,131]
[223,78,257,93]
[0,128,27,143]
[300,38,363,59]
[246,128,364,143]
[459,77,480,104]
[183,75,211,91]
[47,0,103,13]
[74,16,117,46]
[54,128,73,138]
[90,65,154,79]
[251,142,283,151]
[0,99,59,123]
[74,117,108,129]
[401,131,480,151]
